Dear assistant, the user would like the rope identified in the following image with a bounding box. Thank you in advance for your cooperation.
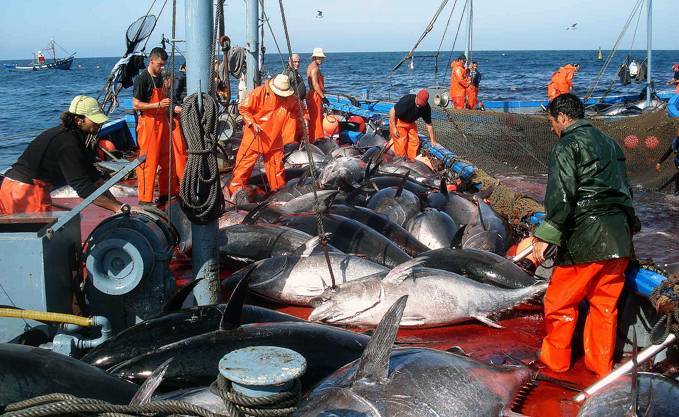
[433,0,460,84]
[277,0,336,288]
[584,0,644,100]
[179,93,224,224]
[210,374,301,417]
[258,0,287,71]
[443,0,468,81]
[141,0,169,53]
[166,0,178,215]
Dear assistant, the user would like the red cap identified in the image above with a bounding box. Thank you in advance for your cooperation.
[415,89,429,106]
[673,64,679,72]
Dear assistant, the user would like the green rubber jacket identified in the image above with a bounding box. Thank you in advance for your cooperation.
[534,119,637,265]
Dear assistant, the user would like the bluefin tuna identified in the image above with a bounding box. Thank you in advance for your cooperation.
[405,208,459,250]
[366,184,421,227]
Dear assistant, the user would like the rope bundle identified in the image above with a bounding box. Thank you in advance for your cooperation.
[179,92,224,224]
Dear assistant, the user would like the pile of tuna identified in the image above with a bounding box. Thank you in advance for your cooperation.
[4,135,679,416]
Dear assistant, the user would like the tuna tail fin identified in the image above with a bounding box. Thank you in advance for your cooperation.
[219,264,255,331]
[129,358,173,405]
[242,201,271,225]
[383,256,429,284]
[395,170,410,198]
[294,233,332,257]
[352,295,408,384]
[161,278,204,313]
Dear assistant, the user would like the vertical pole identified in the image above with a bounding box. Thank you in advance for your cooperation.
[646,0,652,107]
[259,0,265,83]
[468,0,473,64]
[185,0,221,305]
[246,0,260,91]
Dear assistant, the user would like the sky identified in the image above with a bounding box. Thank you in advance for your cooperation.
[0,0,676,60]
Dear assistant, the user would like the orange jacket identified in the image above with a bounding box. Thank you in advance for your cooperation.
[547,65,577,99]
[239,81,301,150]
[449,61,470,97]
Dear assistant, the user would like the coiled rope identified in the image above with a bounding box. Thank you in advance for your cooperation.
[2,374,301,417]
[179,92,224,224]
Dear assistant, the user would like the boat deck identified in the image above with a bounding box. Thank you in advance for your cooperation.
[54,195,602,417]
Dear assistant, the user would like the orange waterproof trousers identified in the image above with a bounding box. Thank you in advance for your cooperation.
[391,119,419,160]
[228,128,285,194]
[449,62,470,110]
[540,257,629,377]
[306,74,325,142]
[161,115,188,197]
[136,87,171,203]
[466,86,478,110]
[0,178,51,214]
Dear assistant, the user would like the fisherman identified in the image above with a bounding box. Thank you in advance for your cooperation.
[668,63,679,94]
[531,93,638,378]
[547,63,579,101]
[227,74,300,200]
[174,63,187,104]
[449,55,470,110]
[306,48,329,142]
[655,128,679,194]
[466,61,481,110]
[389,89,438,160]
[0,95,127,214]
[133,47,186,207]
[282,53,307,143]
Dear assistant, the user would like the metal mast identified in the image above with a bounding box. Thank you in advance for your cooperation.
[246,0,260,90]
[646,0,652,107]
[185,0,220,305]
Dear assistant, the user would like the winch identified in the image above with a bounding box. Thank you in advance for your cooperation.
[84,207,178,333]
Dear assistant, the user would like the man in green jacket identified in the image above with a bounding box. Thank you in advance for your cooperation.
[531,93,637,378]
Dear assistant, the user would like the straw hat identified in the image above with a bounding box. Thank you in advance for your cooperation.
[269,74,294,97]
[311,48,326,58]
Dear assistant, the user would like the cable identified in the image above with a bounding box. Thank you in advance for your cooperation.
[443,0,469,81]
[179,93,224,224]
[259,0,287,71]
[434,0,460,84]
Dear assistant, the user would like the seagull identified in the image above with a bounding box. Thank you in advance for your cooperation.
[566,23,578,30]
[316,10,323,19]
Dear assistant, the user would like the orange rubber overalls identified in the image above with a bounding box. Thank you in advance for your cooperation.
[391,120,419,160]
[306,73,325,142]
[449,61,470,109]
[547,65,577,101]
[540,257,629,377]
[135,86,187,203]
[228,82,300,194]
[0,178,51,214]
[282,100,304,145]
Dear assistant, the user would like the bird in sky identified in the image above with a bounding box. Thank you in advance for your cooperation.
[566,23,578,30]
[316,10,323,19]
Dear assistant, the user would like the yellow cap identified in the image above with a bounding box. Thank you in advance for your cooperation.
[68,95,108,124]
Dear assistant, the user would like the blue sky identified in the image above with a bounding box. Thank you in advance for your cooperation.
[0,0,676,59]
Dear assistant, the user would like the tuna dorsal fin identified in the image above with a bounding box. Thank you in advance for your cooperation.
[395,170,410,198]
[440,177,448,197]
[129,358,173,405]
[161,278,203,313]
[472,195,487,231]
[383,256,429,284]
[364,157,373,180]
[219,265,255,331]
[352,295,408,384]
[242,201,271,225]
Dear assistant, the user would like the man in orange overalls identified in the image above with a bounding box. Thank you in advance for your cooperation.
[449,55,470,110]
[306,48,329,142]
[133,47,187,206]
[547,63,579,101]
[531,94,637,378]
[0,96,126,214]
[389,89,438,160]
[227,74,300,199]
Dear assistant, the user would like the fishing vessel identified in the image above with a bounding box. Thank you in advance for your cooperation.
[3,39,75,71]
[0,1,677,416]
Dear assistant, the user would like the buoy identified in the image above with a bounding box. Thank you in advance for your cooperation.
[347,115,366,133]
[623,135,639,149]
[644,135,659,150]
[322,114,339,137]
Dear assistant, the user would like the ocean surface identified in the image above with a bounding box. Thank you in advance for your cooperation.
[0,50,677,263]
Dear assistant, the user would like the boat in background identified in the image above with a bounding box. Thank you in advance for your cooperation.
[3,39,75,71]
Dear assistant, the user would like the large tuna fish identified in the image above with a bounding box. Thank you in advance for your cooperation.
[404,208,459,250]
[309,258,547,328]
[366,185,421,227]
[318,157,366,189]
[277,213,411,268]
[329,205,429,256]
[284,143,327,168]
[0,344,138,408]
[441,192,480,226]
[296,296,534,417]
[577,373,679,417]
[461,197,509,255]
[222,252,388,306]
[81,301,303,369]
[274,190,342,215]
[419,248,541,289]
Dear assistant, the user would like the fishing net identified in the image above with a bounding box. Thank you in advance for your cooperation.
[126,15,157,54]
[428,107,678,194]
